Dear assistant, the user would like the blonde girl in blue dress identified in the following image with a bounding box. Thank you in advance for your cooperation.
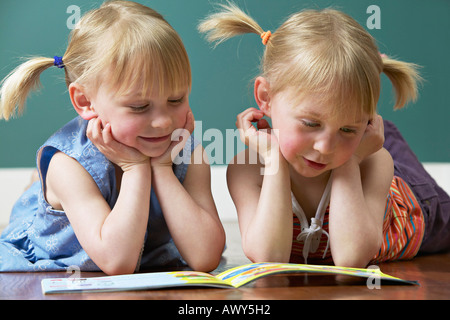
[0,1,225,275]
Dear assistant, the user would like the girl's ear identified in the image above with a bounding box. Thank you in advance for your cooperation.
[69,83,97,120]
[254,76,271,117]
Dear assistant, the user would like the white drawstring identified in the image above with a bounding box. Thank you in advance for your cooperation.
[296,218,330,264]
[292,177,332,264]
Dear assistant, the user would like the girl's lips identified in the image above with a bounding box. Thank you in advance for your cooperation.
[140,134,171,143]
[303,157,327,170]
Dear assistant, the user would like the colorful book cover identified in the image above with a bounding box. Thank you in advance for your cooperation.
[41,262,418,294]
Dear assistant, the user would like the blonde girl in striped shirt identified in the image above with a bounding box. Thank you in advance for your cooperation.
[199,3,450,267]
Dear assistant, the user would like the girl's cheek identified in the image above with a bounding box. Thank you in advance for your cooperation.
[334,142,359,167]
[279,134,302,160]
[110,122,137,146]
[178,105,191,126]
[176,112,187,128]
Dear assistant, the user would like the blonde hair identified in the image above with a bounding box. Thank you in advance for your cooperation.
[199,3,421,116]
[0,0,191,120]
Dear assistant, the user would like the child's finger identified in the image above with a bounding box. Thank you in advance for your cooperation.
[170,111,195,149]
[102,123,114,145]
[378,115,384,134]
[237,109,263,132]
[257,118,271,130]
[87,118,101,142]
[236,108,263,126]
[368,114,384,135]
[184,111,195,134]
[86,118,94,139]
[168,127,191,162]
[237,109,264,146]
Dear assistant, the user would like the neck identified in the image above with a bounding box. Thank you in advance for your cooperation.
[289,166,332,220]
[289,165,331,186]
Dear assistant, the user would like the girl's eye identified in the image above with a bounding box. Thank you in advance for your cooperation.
[340,127,357,134]
[129,104,149,112]
[301,120,319,128]
[168,96,184,105]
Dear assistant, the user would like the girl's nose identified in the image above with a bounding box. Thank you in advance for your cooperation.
[151,110,172,129]
[313,132,337,155]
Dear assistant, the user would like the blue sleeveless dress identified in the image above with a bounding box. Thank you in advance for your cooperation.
[0,117,198,272]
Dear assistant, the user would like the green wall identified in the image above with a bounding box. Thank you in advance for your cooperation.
[1,0,449,167]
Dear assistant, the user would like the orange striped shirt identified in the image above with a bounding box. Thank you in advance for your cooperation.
[289,176,425,265]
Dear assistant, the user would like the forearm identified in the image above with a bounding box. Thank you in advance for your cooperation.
[152,166,225,272]
[329,158,382,267]
[243,154,293,262]
[97,162,151,274]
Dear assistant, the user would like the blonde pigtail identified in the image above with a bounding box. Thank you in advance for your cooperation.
[198,2,264,46]
[0,57,55,120]
[381,56,422,110]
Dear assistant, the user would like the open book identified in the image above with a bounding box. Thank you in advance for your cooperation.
[41,262,418,294]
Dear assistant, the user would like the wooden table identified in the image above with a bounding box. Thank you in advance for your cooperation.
[1,221,449,307]
[1,252,449,301]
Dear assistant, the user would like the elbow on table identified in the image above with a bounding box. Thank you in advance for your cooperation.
[100,262,137,276]
[93,253,141,276]
[241,233,292,263]
[244,246,291,264]
[332,243,381,269]
[332,256,371,269]
[188,254,223,273]
[100,255,222,275]
[186,238,226,272]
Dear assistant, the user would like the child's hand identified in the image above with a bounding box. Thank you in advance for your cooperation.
[86,117,149,171]
[151,110,195,168]
[353,114,385,163]
[236,107,279,161]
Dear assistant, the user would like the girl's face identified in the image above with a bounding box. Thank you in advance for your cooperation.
[90,80,190,158]
[269,91,370,178]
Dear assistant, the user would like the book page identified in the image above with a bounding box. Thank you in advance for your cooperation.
[42,271,231,294]
[216,263,417,288]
